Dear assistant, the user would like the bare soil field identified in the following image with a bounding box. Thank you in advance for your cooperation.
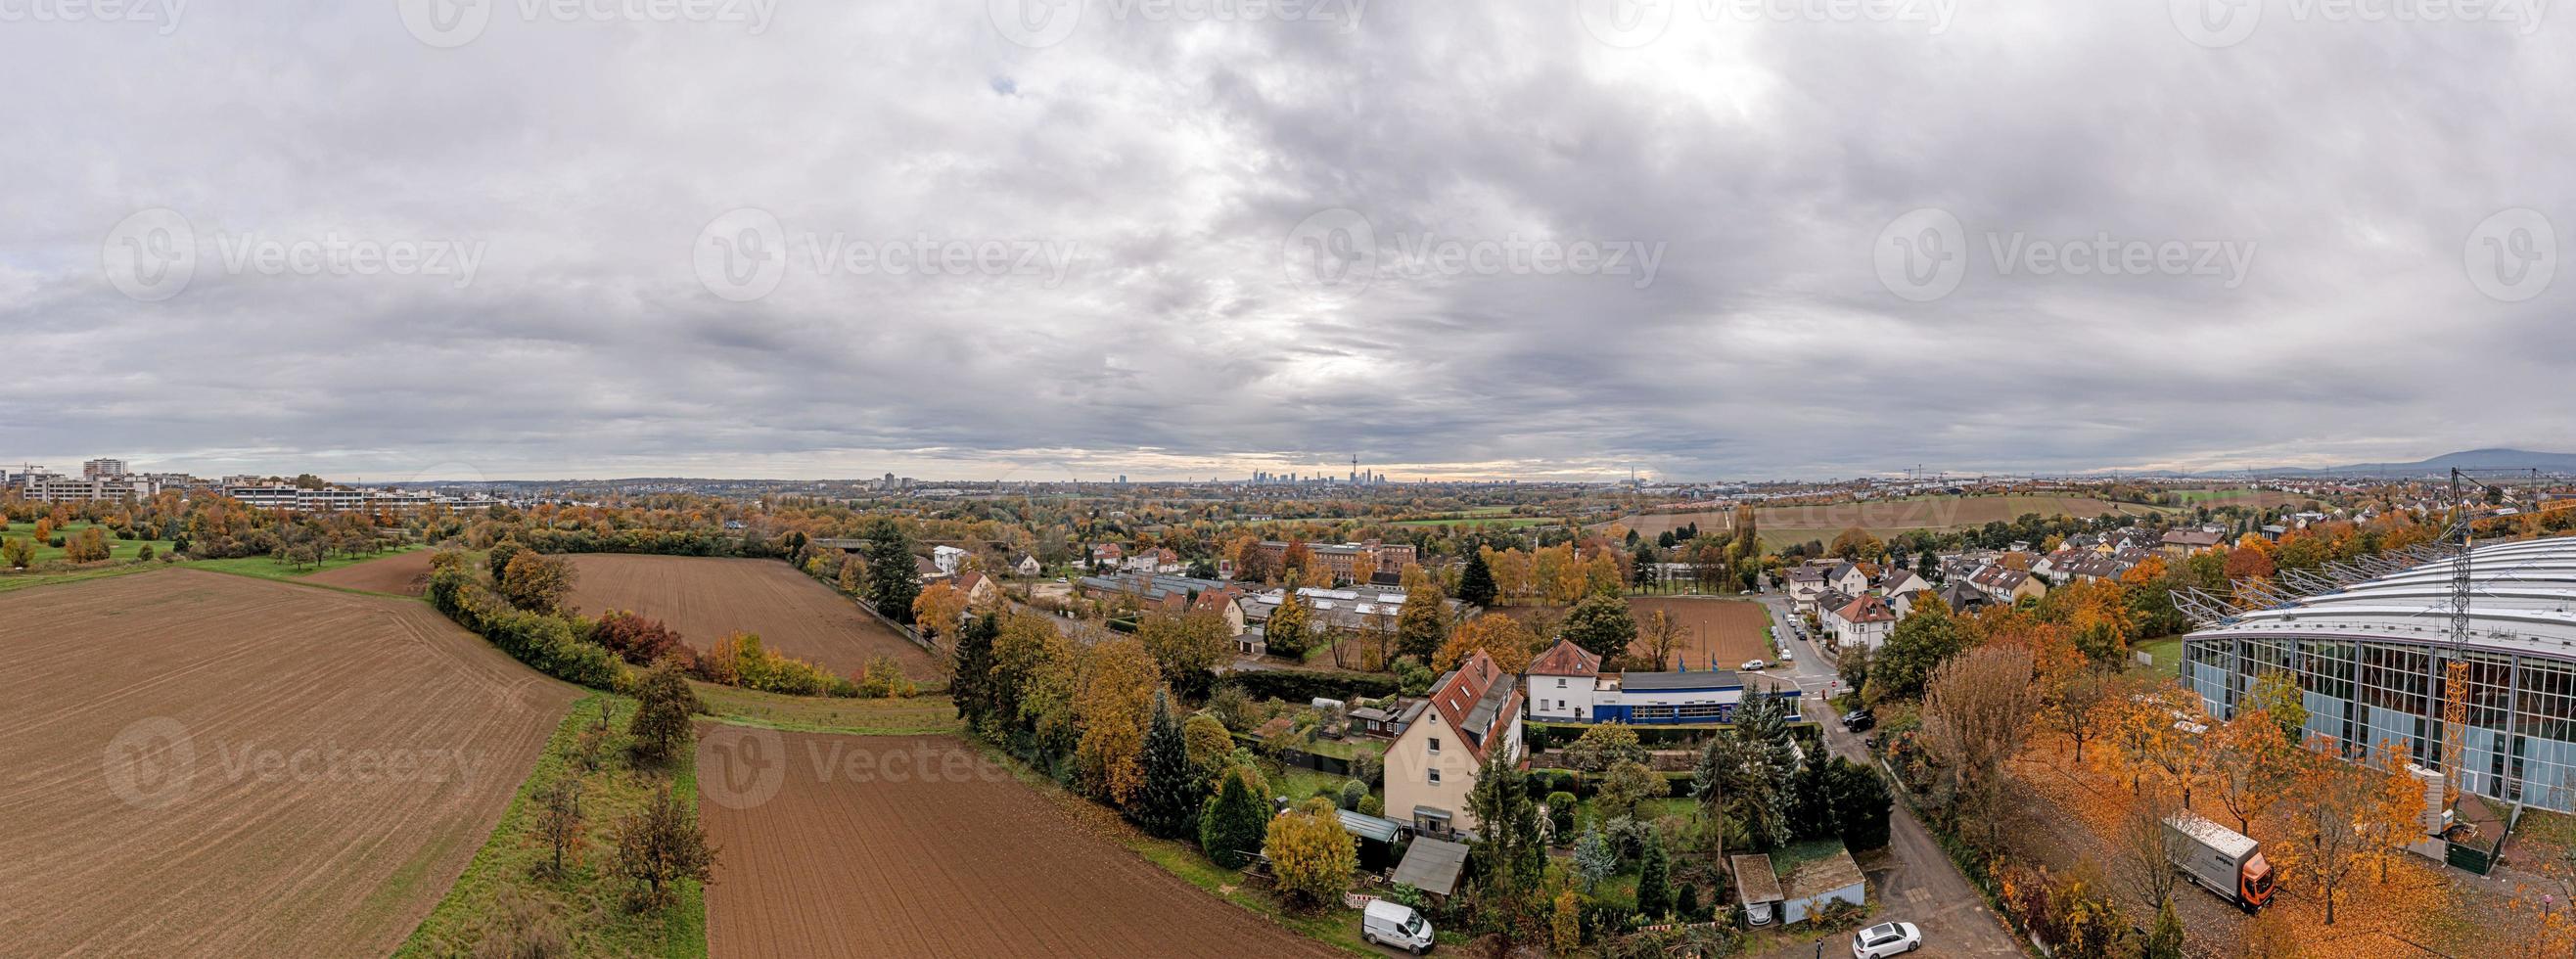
[698,731,1340,958]
[563,554,940,681]
[1628,597,1771,669]
[301,547,438,595]
[0,570,575,957]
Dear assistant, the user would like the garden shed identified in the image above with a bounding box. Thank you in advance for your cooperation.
[1389,836,1470,899]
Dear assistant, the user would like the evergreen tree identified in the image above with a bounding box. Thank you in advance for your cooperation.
[1831,758,1895,850]
[861,519,921,622]
[1573,824,1618,891]
[1465,747,1548,910]
[1134,691,1204,839]
[1635,833,1671,920]
[1198,768,1270,869]
[1790,739,1836,841]
[949,613,1001,723]
[2144,895,2185,959]
[1456,548,1498,607]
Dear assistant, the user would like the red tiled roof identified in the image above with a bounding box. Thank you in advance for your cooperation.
[1527,638,1602,678]
[1834,594,1897,624]
[1424,650,1522,764]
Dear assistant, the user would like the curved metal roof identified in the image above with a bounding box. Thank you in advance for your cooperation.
[2187,537,2576,660]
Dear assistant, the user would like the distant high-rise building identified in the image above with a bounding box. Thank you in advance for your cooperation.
[84,458,128,479]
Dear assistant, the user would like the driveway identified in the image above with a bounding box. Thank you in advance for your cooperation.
[1748,595,2026,959]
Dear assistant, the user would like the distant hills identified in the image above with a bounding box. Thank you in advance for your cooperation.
[2253,448,2576,478]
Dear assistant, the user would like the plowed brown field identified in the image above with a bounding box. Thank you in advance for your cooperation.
[1629,597,1771,669]
[0,570,575,957]
[698,731,1340,959]
[563,554,940,681]
[302,547,437,595]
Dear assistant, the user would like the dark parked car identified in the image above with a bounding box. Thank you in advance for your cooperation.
[1841,709,1876,732]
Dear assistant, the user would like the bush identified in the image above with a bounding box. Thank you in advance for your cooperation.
[1265,798,1357,909]
[627,661,700,765]
[1338,779,1367,811]
[1545,791,1578,840]
[593,610,687,666]
[1358,795,1384,817]
[1223,669,1396,705]
[428,565,623,688]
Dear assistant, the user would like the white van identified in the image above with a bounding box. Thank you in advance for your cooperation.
[1362,899,1435,954]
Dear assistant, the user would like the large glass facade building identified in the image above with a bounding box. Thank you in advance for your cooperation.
[2182,537,2576,811]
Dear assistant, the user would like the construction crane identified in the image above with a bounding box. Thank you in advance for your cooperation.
[2440,467,2543,811]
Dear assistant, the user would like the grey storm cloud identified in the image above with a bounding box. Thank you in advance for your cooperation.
[0,0,2568,481]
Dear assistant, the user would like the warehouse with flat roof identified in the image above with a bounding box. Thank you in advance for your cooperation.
[2182,536,2576,810]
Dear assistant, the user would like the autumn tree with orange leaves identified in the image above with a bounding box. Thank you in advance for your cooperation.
[2206,707,2299,835]
[2280,742,2420,926]
[1436,613,1540,675]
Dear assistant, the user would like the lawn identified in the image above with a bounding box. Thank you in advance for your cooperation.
[690,682,960,736]
[187,545,425,583]
[0,563,160,595]
[2136,637,2184,678]
[0,520,174,564]
[396,694,707,958]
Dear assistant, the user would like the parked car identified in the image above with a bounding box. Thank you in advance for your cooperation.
[1852,921,1922,958]
[1842,709,1876,732]
[1740,659,1767,671]
[1363,899,1436,954]
[1778,649,1795,664]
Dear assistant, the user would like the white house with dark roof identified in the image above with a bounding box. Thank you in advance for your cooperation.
[1524,639,1604,722]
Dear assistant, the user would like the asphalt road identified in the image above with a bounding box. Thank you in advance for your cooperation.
[1751,595,2026,959]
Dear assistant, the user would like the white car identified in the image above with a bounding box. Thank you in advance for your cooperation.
[1740,659,1767,671]
[1362,899,1436,954]
[1852,921,1922,958]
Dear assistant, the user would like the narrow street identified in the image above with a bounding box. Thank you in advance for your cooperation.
[1751,595,2027,959]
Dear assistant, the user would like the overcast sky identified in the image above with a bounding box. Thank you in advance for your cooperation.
[2,0,2567,482]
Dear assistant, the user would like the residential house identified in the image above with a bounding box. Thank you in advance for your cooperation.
[1825,561,1869,596]
[1524,639,1604,723]
[1824,594,1898,651]
[1385,651,1525,838]
[1785,567,1830,616]
[1014,554,1042,577]
[2160,527,2226,558]
[1965,563,2046,606]
[931,544,970,576]
[952,571,1000,608]
[1873,567,1926,599]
